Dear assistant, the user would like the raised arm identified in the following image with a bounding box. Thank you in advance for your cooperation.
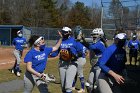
[52,31,63,52]
[81,35,90,49]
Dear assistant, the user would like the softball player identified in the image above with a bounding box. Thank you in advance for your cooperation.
[128,34,140,66]
[81,28,107,93]
[11,30,27,77]
[50,27,83,93]
[98,33,127,93]
[24,32,62,93]
[71,26,87,93]
[72,42,87,93]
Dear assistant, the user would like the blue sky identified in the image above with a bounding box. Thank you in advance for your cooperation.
[71,0,101,6]
[70,0,140,7]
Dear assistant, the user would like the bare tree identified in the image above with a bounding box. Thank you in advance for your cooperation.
[109,0,123,29]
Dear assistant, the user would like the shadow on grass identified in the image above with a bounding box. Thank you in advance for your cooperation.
[122,65,140,93]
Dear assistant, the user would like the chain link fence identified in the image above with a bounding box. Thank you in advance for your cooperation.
[0,27,115,46]
[26,27,92,46]
[26,27,114,46]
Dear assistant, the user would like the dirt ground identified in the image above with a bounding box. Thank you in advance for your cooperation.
[0,47,28,69]
[0,47,58,70]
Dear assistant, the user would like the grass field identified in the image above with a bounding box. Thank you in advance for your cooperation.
[0,57,92,93]
[0,57,140,93]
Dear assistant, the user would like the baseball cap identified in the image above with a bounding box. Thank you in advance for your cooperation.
[132,35,137,38]
[62,27,72,32]
[115,33,126,39]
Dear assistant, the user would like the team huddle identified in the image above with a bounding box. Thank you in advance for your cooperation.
[10,26,140,93]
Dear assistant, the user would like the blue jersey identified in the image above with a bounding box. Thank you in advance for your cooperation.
[99,44,126,74]
[50,37,82,60]
[128,39,140,50]
[76,42,87,58]
[12,37,26,51]
[24,47,52,73]
[89,40,106,57]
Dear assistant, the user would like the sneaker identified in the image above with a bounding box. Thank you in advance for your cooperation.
[85,82,90,87]
[17,72,20,77]
[94,85,97,89]
[11,69,14,74]
[85,82,92,93]
[77,89,85,93]
[72,87,75,90]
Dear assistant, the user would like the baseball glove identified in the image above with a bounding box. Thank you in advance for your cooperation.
[40,73,56,83]
[60,49,72,61]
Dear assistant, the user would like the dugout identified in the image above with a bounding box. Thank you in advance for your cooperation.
[0,25,31,45]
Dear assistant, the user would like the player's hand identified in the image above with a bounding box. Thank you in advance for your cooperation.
[80,34,84,39]
[40,73,46,81]
[81,34,87,43]
[58,31,63,38]
[113,73,125,84]
[77,32,83,40]
[40,73,56,83]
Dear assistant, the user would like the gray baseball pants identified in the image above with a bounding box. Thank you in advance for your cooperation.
[13,49,22,64]
[88,66,101,85]
[98,72,123,93]
[24,71,48,93]
[59,60,78,93]
[77,57,86,77]
[88,55,101,88]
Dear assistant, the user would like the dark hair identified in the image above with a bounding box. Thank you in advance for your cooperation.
[28,35,39,47]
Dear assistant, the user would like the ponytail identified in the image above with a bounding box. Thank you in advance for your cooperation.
[28,35,39,48]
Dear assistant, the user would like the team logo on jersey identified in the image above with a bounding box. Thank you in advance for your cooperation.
[132,42,138,46]
[35,53,46,61]
[61,43,73,48]
[16,40,24,43]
